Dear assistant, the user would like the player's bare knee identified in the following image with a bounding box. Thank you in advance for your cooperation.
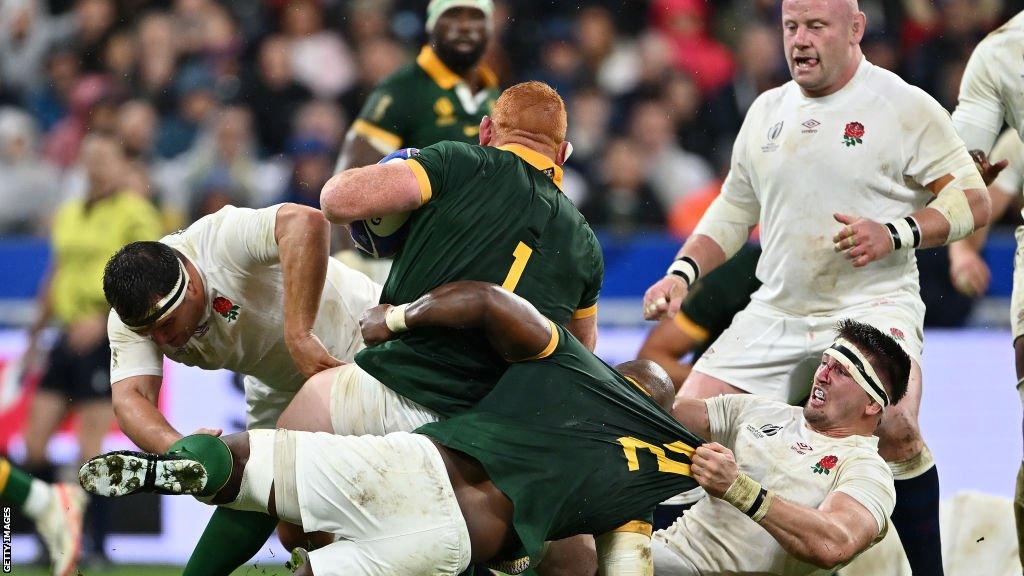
[278,521,306,551]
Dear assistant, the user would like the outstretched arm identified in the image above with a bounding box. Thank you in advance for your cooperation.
[360,281,554,362]
[320,161,423,225]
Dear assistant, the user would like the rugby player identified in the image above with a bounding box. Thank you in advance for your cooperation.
[951,12,1024,559]
[654,319,909,574]
[642,1,991,573]
[304,81,602,439]
[100,203,380,576]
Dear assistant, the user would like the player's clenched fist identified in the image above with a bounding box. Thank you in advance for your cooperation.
[832,213,892,268]
[690,442,740,498]
[643,275,688,321]
[360,304,397,346]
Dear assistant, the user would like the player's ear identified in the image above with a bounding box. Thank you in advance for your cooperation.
[555,140,572,166]
[864,399,882,418]
[479,116,493,146]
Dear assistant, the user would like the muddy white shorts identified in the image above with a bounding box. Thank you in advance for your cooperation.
[329,363,439,435]
[274,431,471,576]
[692,297,923,404]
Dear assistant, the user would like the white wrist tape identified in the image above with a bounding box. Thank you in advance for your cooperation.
[596,530,654,576]
[385,304,409,333]
[667,257,700,287]
[929,165,983,243]
[692,194,758,259]
[884,217,921,251]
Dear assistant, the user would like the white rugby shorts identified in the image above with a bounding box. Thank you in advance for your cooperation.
[244,375,295,430]
[692,297,923,403]
[329,363,439,435]
[280,431,471,576]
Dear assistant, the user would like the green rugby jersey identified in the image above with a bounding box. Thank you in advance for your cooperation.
[419,323,703,568]
[676,244,762,359]
[352,46,500,151]
[356,141,604,417]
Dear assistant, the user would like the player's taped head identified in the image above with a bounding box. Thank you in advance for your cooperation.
[425,0,493,33]
[104,241,186,329]
[832,319,911,408]
[491,81,567,151]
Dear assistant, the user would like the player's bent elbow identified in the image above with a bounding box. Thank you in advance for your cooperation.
[802,534,860,569]
[319,173,359,224]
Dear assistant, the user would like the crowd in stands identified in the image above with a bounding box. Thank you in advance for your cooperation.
[0,0,1021,239]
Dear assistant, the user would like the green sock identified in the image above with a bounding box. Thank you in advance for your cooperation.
[0,458,32,507]
[168,435,233,497]
[182,507,278,576]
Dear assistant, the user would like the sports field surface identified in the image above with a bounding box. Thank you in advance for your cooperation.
[13,564,293,575]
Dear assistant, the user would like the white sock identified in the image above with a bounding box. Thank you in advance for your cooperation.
[23,479,52,520]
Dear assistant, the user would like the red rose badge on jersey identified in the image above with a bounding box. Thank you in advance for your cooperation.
[213,296,240,322]
[812,455,839,475]
[842,122,864,147]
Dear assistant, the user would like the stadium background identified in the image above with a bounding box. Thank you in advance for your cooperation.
[0,0,1022,572]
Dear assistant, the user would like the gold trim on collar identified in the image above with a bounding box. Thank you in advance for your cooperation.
[496,144,564,190]
[417,46,498,90]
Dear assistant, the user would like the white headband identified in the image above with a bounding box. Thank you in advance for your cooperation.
[124,258,190,330]
[823,338,889,410]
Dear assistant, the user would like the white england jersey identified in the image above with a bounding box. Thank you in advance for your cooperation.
[727,58,976,315]
[952,12,1024,154]
[655,395,895,575]
[108,204,382,396]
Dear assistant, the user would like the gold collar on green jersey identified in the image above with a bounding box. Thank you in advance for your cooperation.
[497,144,564,190]
[417,45,499,90]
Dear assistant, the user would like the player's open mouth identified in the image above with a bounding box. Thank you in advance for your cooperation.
[794,56,819,70]
[810,386,826,407]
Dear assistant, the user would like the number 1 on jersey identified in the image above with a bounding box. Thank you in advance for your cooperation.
[502,242,533,292]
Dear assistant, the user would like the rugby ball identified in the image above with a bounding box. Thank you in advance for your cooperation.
[350,148,420,258]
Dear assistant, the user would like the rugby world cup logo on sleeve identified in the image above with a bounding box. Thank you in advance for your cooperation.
[842,122,864,147]
[213,296,239,322]
[812,455,839,475]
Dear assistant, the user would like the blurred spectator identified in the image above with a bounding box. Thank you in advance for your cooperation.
[576,6,641,97]
[24,47,80,132]
[117,99,158,162]
[532,28,584,98]
[907,0,989,106]
[281,0,357,99]
[706,23,785,156]
[70,0,116,73]
[292,99,347,153]
[155,65,217,159]
[567,86,612,168]
[240,35,313,156]
[651,0,735,95]
[102,28,137,91]
[42,73,112,168]
[278,136,335,208]
[136,11,178,113]
[582,137,666,233]
[0,107,61,234]
[0,0,74,95]
[627,98,714,209]
[339,35,408,122]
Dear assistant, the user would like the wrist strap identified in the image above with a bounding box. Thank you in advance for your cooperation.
[885,216,921,251]
[385,304,409,333]
[667,256,700,287]
[722,472,775,522]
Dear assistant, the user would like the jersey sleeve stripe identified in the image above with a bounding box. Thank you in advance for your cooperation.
[520,319,559,361]
[611,520,653,536]
[405,156,434,203]
[572,303,598,319]
[673,312,710,342]
[406,158,433,204]
[352,119,402,152]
